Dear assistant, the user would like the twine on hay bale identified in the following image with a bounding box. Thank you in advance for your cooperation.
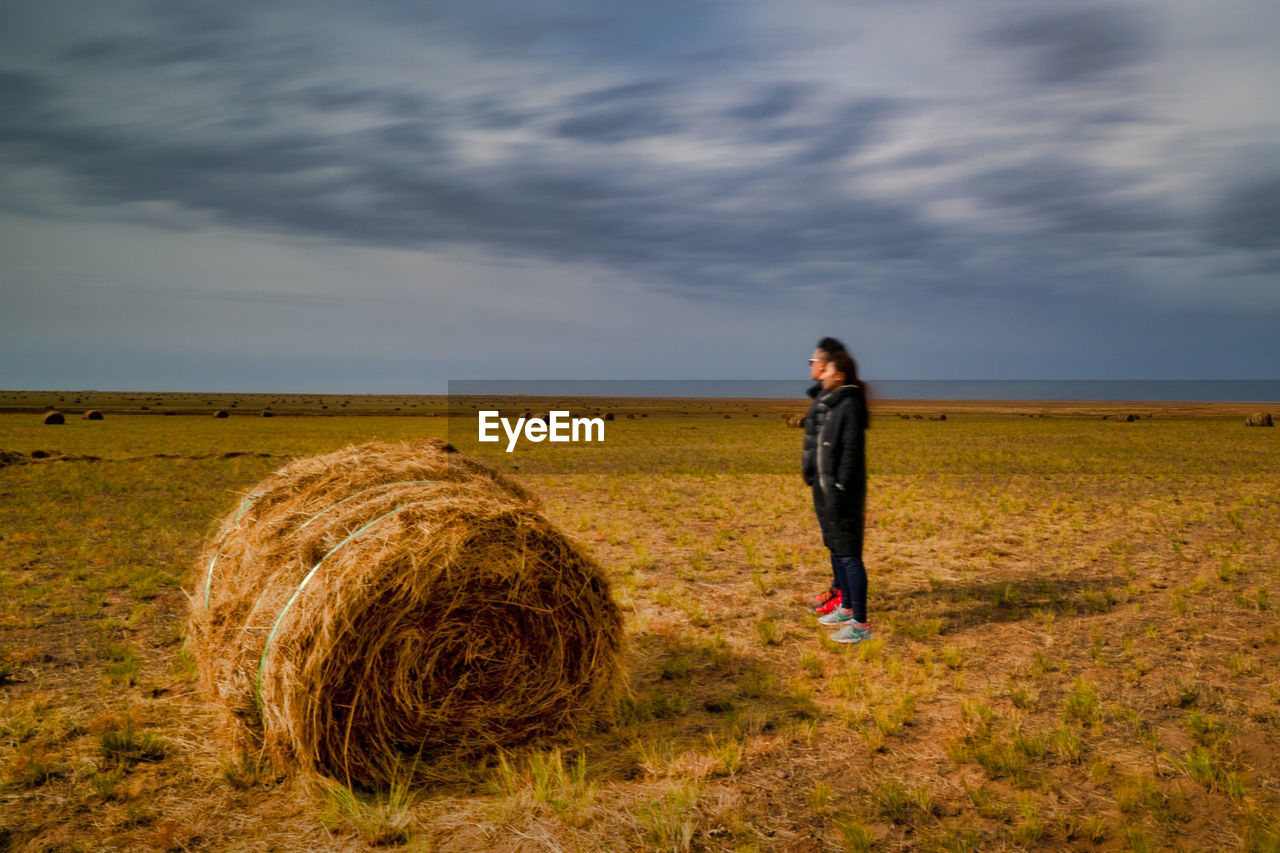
[187,439,622,787]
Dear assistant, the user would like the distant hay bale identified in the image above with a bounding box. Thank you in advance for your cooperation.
[261,410,275,418]
[604,412,615,421]
[42,411,64,425]
[1117,414,1139,422]
[1245,412,1273,427]
[912,414,924,420]
[187,439,622,787]
[213,410,230,419]
[783,413,806,428]
[83,410,104,421]
[899,414,911,420]
[929,414,947,421]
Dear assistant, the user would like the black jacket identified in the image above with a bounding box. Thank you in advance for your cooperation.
[801,382,823,487]
[806,384,868,555]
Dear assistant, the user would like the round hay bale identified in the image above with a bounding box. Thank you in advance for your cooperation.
[261,410,275,418]
[1117,414,1139,422]
[83,410,104,421]
[784,413,806,428]
[604,412,615,421]
[1245,412,1273,427]
[929,414,947,421]
[188,439,622,787]
[42,411,64,425]
[213,410,230,419]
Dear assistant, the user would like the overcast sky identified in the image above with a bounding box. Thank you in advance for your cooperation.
[1,1,1277,392]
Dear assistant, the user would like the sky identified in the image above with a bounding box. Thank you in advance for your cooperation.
[1,0,1278,392]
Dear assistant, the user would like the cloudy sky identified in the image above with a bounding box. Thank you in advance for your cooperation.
[1,0,1277,392]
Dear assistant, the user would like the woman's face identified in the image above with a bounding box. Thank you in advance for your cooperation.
[809,349,827,381]
[819,359,845,390]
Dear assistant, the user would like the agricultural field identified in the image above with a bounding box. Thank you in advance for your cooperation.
[1,395,1278,851]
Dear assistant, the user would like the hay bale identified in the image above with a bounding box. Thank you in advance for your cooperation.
[42,411,64,425]
[784,413,806,428]
[604,412,615,421]
[1117,414,1139,422]
[188,439,621,787]
[261,410,275,418]
[213,410,230,419]
[83,410,104,421]
[929,414,947,421]
[1245,412,1273,427]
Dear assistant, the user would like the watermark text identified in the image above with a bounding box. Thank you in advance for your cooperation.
[478,410,605,452]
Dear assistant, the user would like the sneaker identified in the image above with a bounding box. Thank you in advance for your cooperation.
[811,590,842,615]
[830,622,872,644]
[817,606,855,626]
[811,586,838,605]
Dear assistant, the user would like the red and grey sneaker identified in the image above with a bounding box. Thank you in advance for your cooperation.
[811,589,842,615]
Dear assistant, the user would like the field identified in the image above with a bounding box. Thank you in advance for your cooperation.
[1,392,1278,851]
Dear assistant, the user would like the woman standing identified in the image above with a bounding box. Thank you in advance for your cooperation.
[809,349,873,644]
[804,337,848,616]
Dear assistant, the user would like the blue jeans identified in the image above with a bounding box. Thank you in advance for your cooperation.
[829,551,867,623]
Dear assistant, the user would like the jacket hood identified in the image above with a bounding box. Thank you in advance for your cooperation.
[821,384,862,403]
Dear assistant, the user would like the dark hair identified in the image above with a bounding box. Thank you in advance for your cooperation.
[825,349,871,428]
[816,336,846,355]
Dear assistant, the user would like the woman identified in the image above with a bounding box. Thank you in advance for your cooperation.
[809,349,872,644]
[804,337,848,616]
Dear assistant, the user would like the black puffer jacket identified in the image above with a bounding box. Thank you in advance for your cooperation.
[806,384,868,556]
[801,382,823,487]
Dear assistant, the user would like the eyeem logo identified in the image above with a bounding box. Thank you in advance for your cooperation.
[478,411,605,452]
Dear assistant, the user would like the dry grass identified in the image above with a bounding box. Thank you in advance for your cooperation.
[0,396,1277,850]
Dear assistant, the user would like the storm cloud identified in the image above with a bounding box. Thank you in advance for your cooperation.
[1,0,1277,389]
